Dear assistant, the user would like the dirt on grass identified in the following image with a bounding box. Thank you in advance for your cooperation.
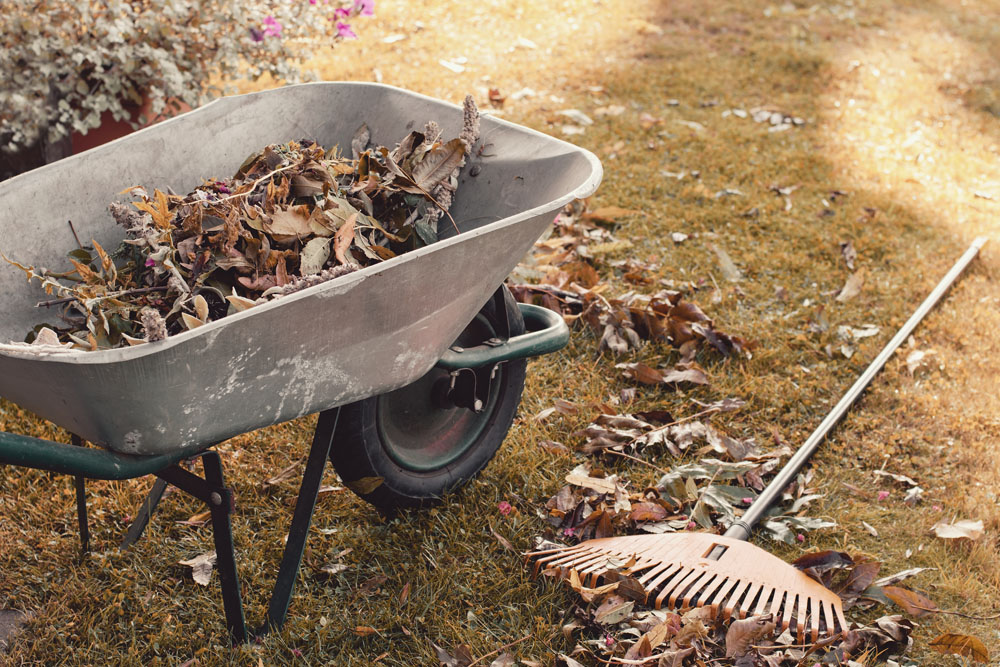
[1,0,999,665]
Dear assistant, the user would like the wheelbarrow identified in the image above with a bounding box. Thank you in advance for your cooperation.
[0,82,602,643]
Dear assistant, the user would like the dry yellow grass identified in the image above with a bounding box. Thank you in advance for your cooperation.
[2,0,999,664]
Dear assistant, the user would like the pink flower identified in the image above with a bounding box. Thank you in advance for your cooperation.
[687,521,696,530]
[741,497,753,504]
[932,504,942,511]
[796,533,805,543]
[877,490,890,501]
[145,258,156,267]
[336,21,357,38]
[250,27,264,42]
[562,527,575,537]
[353,0,375,16]
[262,15,283,38]
[604,634,615,648]
[291,648,302,657]
[309,0,317,4]
[498,501,512,516]
[335,7,350,17]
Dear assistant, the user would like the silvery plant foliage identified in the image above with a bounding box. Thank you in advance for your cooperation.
[0,0,371,151]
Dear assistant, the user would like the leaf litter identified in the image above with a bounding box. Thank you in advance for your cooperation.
[5,97,485,350]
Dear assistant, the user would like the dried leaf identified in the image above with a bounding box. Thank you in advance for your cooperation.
[412,138,466,191]
[226,294,257,312]
[882,585,939,616]
[929,633,990,662]
[931,518,984,540]
[300,237,333,275]
[345,476,384,495]
[711,244,742,282]
[179,551,217,586]
[836,268,866,302]
[725,614,775,657]
[565,471,616,495]
[334,212,358,265]
[840,240,857,270]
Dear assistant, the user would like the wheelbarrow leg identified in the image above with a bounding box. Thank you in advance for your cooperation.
[156,454,248,644]
[259,407,340,635]
[70,435,89,558]
[120,477,169,550]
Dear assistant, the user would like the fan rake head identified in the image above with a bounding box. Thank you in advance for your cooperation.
[529,533,847,642]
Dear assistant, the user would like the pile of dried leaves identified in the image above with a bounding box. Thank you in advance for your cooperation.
[5,97,482,350]
[508,202,752,365]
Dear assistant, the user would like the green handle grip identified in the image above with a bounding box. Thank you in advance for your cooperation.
[435,303,569,370]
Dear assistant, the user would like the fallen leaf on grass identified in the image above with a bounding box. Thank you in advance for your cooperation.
[905,348,936,374]
[319,563,348,576]
[839,240,856,270]
[872,567,934,587]
[565,470,617,495]
[179,550,217,586]
[882,585,939,616]
[433,642,473,667]
[264,461,300,487]
[931,518,983,540]
[616,361,710,388]
[861,520,879,537]
[835,268,866,302]
[711,244,742,282]
[929,633,990,662]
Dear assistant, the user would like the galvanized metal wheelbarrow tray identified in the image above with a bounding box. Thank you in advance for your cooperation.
[0,82,602,643]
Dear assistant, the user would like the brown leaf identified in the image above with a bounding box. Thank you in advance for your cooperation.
[882,585,939,617]
[334,212,358,265]
[840,240,856,270]
[617,362,666,385]
[835,268,866,302]
[266,205,314,243]
[629,502,669,522]
[725,613,776,657]
[929,633,990,662]
[412,138,466,191]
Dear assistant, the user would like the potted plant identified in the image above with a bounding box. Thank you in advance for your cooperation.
[0,0,374,178]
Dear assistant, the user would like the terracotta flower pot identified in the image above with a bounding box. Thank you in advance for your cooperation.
[70,95,191,154]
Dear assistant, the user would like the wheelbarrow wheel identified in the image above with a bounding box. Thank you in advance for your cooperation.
[329,287,526,513]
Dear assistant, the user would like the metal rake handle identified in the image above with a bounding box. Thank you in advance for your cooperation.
[727,236,989,541]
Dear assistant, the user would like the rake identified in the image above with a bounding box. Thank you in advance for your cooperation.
[529,237,989,642]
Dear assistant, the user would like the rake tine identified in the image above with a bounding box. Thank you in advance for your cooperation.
[642,562,684,593]
[780,592,797,634]
[636,560,676,586]
[668,569,709,609]
[682,572,722,609]
[752,586,774,617]
[705,576,739,616]
[796,596,809,643]
[722,579,752,621]
[809,597,820,643]
[654,567,695,608]
[768,589,786,623]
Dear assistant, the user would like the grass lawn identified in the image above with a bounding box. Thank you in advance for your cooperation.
[2,0,999,664]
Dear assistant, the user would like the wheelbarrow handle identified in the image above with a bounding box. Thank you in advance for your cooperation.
[434,303,569,370]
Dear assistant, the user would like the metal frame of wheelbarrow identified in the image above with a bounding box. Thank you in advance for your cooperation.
[0,296,568,644]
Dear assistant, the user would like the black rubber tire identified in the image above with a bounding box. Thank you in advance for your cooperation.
[329,287,526,514]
